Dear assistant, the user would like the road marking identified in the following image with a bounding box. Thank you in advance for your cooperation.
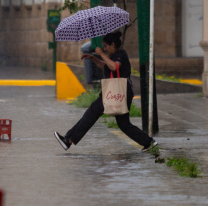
[180,79,202,85]
[0,80,56,86]
[133,95,140,99]
[111,130,143,150]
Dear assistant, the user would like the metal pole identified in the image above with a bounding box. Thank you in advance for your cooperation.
[90,0,102,49]
[53,33,57,73]
[89,18,97,47]
[148,0,155,137]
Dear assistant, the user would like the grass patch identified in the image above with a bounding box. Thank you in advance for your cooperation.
[101,103,141,118]
[67,89,141,117]
[166,157,201,178]
[131,67,140,76]
[67,89,100,108]
[129,103,142,117]
[102,118,119,129]
[195,93,203,97]
[101,113,110,118]
[155,74,181,82]
[42,59,47,71]
[80,75,85,81]
[131,68,181,82]
[149,143,160,157]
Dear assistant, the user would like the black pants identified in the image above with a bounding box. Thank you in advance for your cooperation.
[65,88,153,147]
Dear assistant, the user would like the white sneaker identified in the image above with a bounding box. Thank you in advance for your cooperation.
[142,141,158,152]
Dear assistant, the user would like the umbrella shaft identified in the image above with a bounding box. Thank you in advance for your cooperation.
[89,18,97,47]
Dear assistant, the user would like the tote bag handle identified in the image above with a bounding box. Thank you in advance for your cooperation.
[110,63,120,78]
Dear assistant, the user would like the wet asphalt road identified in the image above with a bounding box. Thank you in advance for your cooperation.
[1,86,208,206]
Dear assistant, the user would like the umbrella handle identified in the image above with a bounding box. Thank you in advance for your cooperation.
[89,18,97,48]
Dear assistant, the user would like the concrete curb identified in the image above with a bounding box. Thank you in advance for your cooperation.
[131,75,202,95]
[68,64,202,95]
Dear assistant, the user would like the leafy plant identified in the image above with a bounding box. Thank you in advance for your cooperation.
[195,93,203,97]
[155,74,181,82]
[149,143,160,157]
[67,89,100,108]
[131,67,140,75]
[101,103,141,118]
[166,157,201,178]
[102,118,119,129]
[155,157,165,163]
[131,68,182,83]
[101,113,110,118]
[59,0,82,14]
[80,75,85,81]
[42,59,47,71]
[129,103,141,117]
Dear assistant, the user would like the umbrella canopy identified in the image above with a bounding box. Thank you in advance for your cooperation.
[55,6,129,42]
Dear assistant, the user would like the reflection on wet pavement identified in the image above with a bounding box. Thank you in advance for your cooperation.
[1,87,208,205]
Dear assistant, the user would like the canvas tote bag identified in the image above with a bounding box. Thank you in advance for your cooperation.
[101,63,129,115]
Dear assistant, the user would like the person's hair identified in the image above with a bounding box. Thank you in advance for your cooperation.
[103,31,122,49]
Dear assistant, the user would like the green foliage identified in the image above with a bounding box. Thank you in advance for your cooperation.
[155,74,181,82]
[131,67,140,75]
[80,75,85,81]
[59,0,82,14]
[129,103,141,117]
[195,93,203,97]
[131,67,181,82]
[101,103,141,118]
[67,89,100,108]
[166,157,201,178]
[101,113,110,118]
[102,118,119,129]
[155,157,165,163]
[166,157,189,167]
[149,143,160,157]
[42,59,47,71]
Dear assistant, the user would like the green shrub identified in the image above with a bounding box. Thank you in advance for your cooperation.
[80,75,85,81]
[166,157,201,178]
[42,59,47,71]
[129,103,141,117]
[101,103,141,118]
[68,89,100,108]
[102,118,119,129]
[149,144,160,157]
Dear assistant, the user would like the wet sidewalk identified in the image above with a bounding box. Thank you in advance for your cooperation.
[1,82,208,205]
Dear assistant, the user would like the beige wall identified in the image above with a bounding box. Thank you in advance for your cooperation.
[0,0,181,70]
[110,0,181,58]
[0,3,54,69]
[154,0,181,57]
[203,0,208,41]
[0,2,90,70]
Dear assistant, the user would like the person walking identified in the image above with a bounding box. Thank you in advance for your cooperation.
[54,31,158,152]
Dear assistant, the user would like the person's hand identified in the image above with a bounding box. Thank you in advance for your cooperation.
[81,53,93,60]
[95,47,104,56]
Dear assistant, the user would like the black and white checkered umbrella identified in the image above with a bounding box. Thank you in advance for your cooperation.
[55,6,129,43]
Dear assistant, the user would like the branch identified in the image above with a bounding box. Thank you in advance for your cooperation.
[126,17,137,29]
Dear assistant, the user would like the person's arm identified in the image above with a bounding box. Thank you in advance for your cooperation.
[95,48,121,71]
[81,53,105,70]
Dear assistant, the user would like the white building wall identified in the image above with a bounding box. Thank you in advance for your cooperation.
[182,0,204,57]
[45,0,64,2]
[34,0,44,4]
[22,0,33,5]
[11,0,21,6]
[1,0,10,6]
